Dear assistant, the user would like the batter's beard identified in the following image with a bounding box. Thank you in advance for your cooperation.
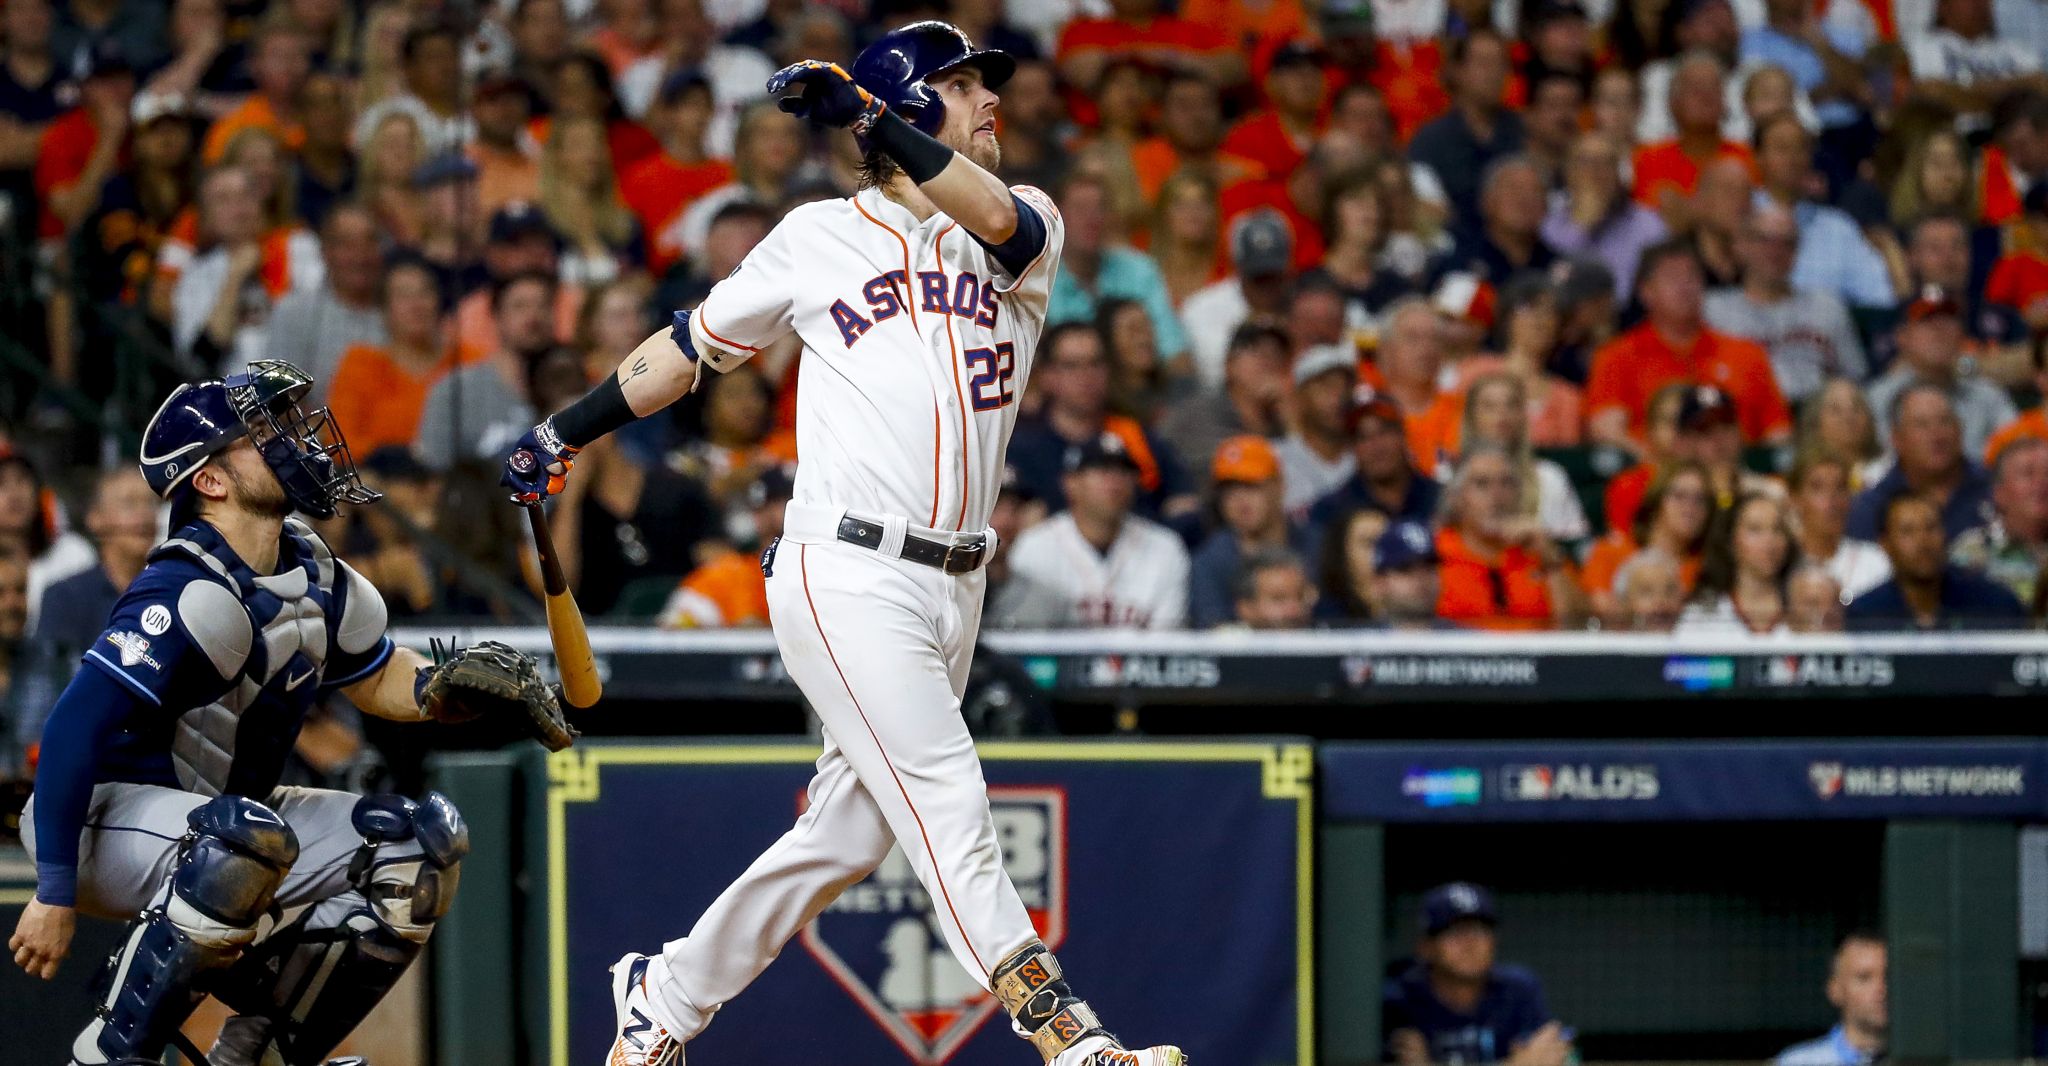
[964,133,1001,172]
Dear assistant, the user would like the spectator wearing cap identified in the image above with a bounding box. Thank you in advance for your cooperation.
[468,73,542,223]
[1159,327,1288,488]
[540,115,648,287]
[1520,0,1596,91]
[1847,492,2027,629]
[1188,436,1317,628]
[618,0,772,155]
[1752,114,1898,310]
[1303,171,1428,333]
[1703,199,1866,406]
[1583,461,1716,624]
[415,271,561,471]
[1614,548,1688,631]
[266,205,389,399]
[353,24,474,158]
[452,202,579,357]
[1949,437,2048,610]
[1847,383,1994,542]
[1983,333,2048,467]
[623,71,734,275]
[1230,549,1317,629]
[327,256,485,457]
[1673,384,1784,508]
[1776,932,1887,1066]
[1053,0,1241,101]
[199,24,310,163]
[1897,213,2025,352]
[1307,387,1443,530]
[1906,0,2048,128]
[1008,323,1198,521]
[1865,287,2019,459]
[1408,30,1525,233]
[170,164,323,369]
[33,41,133,241]
[1050,172,1190,369]
[1588,239,1792,455]
[1631,51,1754,217]
[1370,521,1452,630]
[48,0,164,82]
[1131,74,1260,209]
[1219,41,1330,181]
[1385,883,1569,1066]
[1181,209,1296,387]
[993,432,1192,630]
[659,466,791,628]
[1435,443,1585,629]
[1445,156,1559,287]
[1543,133,1669,300]
[407,152,488,295]
[1279,342,1361,513]
[1790,452,1892,600]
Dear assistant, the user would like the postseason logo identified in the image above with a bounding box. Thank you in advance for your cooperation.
[1401,767,1483,808]
[801,788,1066,1064]
[1500,764,1660,802]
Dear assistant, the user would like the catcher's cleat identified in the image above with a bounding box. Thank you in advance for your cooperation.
[606,953,683,1066]
[1052,1041,1187,1066]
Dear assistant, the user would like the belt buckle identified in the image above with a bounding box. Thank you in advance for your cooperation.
[941,535,986,574]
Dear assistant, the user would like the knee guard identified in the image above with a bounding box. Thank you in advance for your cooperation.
[74,796,299,1065]
[990,942,1116,1062]
[214,791,468,1065]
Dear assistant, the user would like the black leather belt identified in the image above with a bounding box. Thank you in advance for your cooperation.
[837,515,989,574]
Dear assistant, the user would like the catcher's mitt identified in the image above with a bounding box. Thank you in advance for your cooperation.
[418,640,580,752]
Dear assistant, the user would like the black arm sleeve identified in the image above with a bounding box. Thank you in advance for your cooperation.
[549,374,637,448]
[867,109,956,185]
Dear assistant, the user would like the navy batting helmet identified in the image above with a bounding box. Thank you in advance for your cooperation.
[851,21,1015,145]
[140,360,379,520]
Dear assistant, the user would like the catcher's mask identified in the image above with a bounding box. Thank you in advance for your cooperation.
[140,360,380,520]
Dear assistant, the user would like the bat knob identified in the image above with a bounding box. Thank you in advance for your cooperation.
[509,449,539,475]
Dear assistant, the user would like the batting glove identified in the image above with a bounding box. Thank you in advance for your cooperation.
[768,60,887,134]
[501,420,580,505]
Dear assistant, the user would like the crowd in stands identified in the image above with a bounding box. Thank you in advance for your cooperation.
[0,0,2043,651]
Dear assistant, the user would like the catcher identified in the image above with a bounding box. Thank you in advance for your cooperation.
[6,361,573,1066]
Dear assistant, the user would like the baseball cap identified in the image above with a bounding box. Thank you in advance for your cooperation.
[1269,39,1326,70]
[1293,343,1358,386]
[660,68,713,105]
[747,465,795,508]
[1421,882,1498,935]
[1212,435,1280,484]
[1554,257,1616,311]
[131,92,195,127]
[1904,284,1962,322]
[412,153,479,188]
[1345,385,1405,434]
[1231,210,1294,279]
[1676,384,1738,431]
[1063,432,1141,474]
[488,201,560,246]
[1433,272,1498,331]
[1373,520,1440,571]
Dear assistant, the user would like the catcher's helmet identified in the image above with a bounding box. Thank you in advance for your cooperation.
[139,360,379,520]
[851,20,1015,145]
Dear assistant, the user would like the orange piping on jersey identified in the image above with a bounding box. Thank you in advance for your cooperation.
[936,224,971,532]
[696,309,761,353]
[854,195,943,527]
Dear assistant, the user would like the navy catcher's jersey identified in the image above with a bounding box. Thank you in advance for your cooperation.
[82,517,392,797]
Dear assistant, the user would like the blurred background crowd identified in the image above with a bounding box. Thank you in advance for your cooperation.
[0,0,2043,679]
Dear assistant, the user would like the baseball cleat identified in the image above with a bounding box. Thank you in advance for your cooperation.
[606,953,683,1066]
[1053,1040,1187,1066]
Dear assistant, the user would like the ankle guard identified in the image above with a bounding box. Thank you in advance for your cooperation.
[990,942,1114,1061]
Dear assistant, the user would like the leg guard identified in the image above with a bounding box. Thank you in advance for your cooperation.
[73,796,299,1066]
[990,942,1116,1063]
[214,791,468,1065]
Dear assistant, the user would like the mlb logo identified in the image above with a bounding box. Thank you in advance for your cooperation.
[800,787,1067,1064]
[1809,762,1844,799]
[1501,765,1554,801]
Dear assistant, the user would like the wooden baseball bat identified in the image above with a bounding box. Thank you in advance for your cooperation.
[526,504,602,709]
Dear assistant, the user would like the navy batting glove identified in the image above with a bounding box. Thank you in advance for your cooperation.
[768,60,887,134]
[501,420,580,505]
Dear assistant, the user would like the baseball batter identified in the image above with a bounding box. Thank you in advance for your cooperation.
[500,22,1183,1066]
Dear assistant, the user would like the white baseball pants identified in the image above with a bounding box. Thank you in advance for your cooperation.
[645,513,1037,1041]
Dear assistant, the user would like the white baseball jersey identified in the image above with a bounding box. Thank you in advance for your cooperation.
[993,512,1191,629]
[687,184,1066,533]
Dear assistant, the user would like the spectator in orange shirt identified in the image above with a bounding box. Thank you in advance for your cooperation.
[1179,0,1308,55]
[1372,298,1453,463]
[1984,333,2048,466]
[1130,72,1257,208]
[659,466,791,628]
[1987,184,2048,330]
[1587,238,1793,453]
[1583,460,1716,624]
[200,23,310,163]
[1220,41,1330,182]
[1055,0,1241,98]
[34,43,132,241]
[623,71,732,276]
[1632,52,1753,217]
[468,72,542,223]
[327,256,481,456]
[1434,444,1586,629]
[1604,382,1694,532]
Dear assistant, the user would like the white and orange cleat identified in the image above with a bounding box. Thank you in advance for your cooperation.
[605,953,683,1066]
[1052,1036,1187,1066]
